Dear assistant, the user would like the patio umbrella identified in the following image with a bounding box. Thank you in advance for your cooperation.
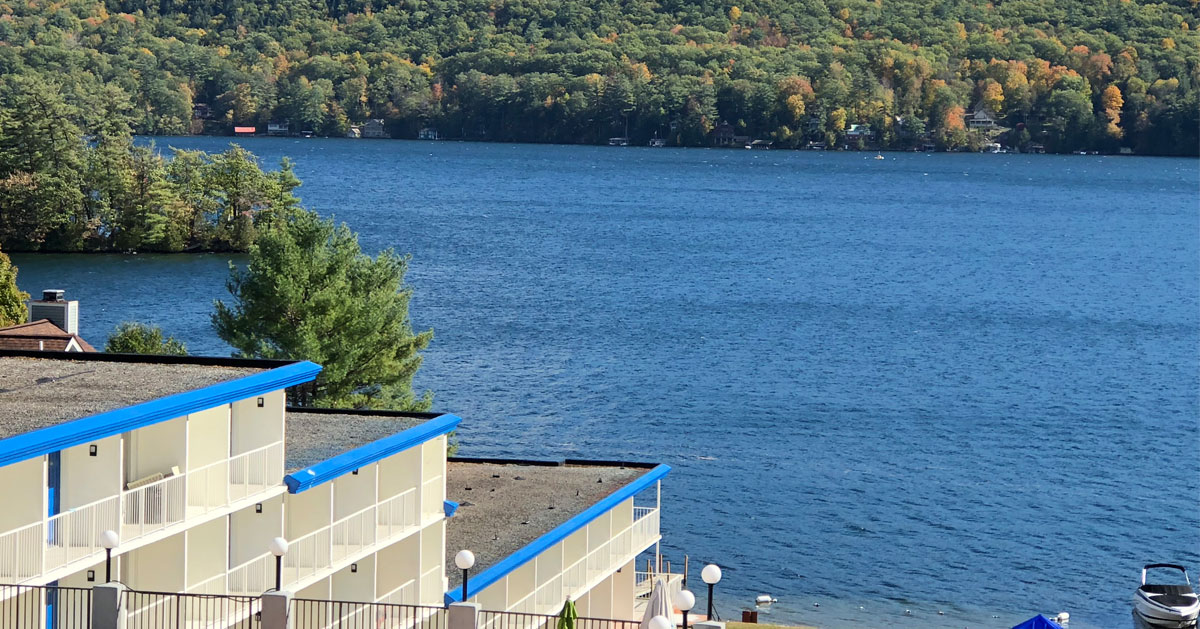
[639,579,675,629]
[557,599,579,629]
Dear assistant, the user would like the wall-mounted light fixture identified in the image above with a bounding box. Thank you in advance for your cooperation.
[86,570,95,582]
[350,563,358,573]
[89,445,97,457]
[255,503,263,514]
[352,469,359,476]
[257,397,265,407]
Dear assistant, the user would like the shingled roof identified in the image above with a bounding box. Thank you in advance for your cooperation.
[0,319,97,352]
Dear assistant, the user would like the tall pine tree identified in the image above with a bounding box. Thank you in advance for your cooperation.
[212,209,433,410]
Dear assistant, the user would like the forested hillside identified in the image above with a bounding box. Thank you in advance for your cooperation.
[0,0,1196,153]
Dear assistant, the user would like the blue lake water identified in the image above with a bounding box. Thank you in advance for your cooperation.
[12,138,1200,628]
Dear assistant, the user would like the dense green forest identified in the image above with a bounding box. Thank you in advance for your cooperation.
[0,0,1196,154]
[0,76,302,251]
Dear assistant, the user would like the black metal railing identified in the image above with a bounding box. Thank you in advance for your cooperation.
[292,598,447,629]
[479,609,640,629]
[0,584,93,629]
[123,589,261,628]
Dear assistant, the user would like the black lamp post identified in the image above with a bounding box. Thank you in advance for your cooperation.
[701,564,722,620]
[100,530,119,583]
[674,589,695,629]
[269,537,289,591]
[455,550,475,601]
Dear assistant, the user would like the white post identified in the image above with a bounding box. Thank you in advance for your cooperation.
[261,590,293,629]
[91,582,126,629]
[448,602,481,629]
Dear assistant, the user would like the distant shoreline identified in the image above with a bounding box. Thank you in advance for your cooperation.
[138,134,1196,158]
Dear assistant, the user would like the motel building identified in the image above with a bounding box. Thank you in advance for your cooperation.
[0,350,679,628]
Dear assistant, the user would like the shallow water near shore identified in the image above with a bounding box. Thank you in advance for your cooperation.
[13,138,1200,628]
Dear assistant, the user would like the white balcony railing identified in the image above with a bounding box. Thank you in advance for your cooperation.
[189,441,285,514]
[186,572,228,595]
[282,487,421,588]
[508,507,660,615]
[0,441,284,583]
[45,495,121,573]
[123,474,186,538]
[228,551,276,595]
[377,579,417,605]
[0,522,44,581]
[420,566,443,602]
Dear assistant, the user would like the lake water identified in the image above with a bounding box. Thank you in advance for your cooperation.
[12,138,1200,628]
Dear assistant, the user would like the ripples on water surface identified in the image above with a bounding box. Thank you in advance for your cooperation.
[14,139,1199,628]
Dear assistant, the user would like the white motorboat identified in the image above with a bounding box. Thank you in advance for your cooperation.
[1134,564,1199,628]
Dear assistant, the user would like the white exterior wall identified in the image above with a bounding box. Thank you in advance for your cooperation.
[230,494,284,567]
[611,559,636,620]
[124,530,186,592]
[60,436,121,509]
[124,417,186,482]
[375,533,419,603]
[0,458,43,531]
[333,465,377,520]
[286,484,332,539]
[330,554,375,602]
[187,406,231,470]
[378,447,420,499]
[186,517,228,589]
[231,390,285,454]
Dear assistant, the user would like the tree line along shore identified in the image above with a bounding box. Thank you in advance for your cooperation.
[0,0,1195,156]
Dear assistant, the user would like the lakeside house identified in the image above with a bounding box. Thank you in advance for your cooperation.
[363,119,388,139]
[234,126,256,136]
[964,106,1001,130]
[267,122,290,136]
[0,290,94,353]
[845,124,872,141]
[0,346,673,625]
[418,127,442,140]
[710,122,750,148]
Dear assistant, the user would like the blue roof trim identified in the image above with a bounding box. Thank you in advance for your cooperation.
[0,361,322,469]
[283,413,461,493]
[444,464,670,605]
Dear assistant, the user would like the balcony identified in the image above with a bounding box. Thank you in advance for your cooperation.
[223,487,420,595]
[0,441,284,583]
[508,506,660,615]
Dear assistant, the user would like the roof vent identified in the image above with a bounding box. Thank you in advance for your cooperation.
[28,289,79,335]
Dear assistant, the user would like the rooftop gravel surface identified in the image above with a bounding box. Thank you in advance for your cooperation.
[284,411,426,474]
[445,460,645,587]
[0,356,262,439]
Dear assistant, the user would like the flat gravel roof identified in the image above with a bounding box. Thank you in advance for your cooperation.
[445,461,645,587]
[0,356,262,440]
[284,411,426,474]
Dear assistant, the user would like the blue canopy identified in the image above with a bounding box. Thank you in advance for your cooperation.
[1011,614,1064,629]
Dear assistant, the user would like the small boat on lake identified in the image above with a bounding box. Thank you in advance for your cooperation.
[1134,564,1199,628]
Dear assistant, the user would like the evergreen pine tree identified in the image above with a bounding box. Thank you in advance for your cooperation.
[212,209,433,410]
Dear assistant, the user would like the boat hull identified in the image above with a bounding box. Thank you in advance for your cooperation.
[1133,591,1199,628]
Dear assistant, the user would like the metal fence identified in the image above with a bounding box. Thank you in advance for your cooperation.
[292,599,446,629]
[124,589,261,629]
[479,609,640,629]
[0,584,93,629]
